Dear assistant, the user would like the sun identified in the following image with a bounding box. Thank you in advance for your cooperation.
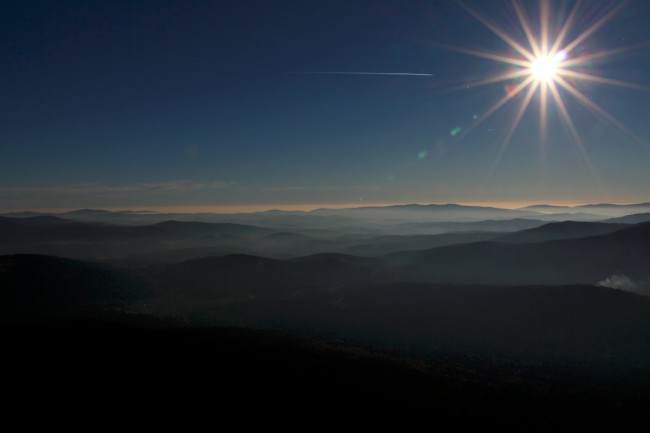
[441,0,649,181]
[530,53,562,83]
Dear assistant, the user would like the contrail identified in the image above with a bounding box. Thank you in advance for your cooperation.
[288,71,432,76]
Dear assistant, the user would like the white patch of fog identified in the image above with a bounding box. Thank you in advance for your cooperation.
[597,274,650,296]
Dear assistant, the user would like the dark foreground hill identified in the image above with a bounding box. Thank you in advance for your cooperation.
[6,253,650,370]
[0,254,148,319]
[195,282,650,369]
[3,253,650,425]
[3,317,648,427]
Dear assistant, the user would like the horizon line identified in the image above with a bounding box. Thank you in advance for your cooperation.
[2,200,649,214]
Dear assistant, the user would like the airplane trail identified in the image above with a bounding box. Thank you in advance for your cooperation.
[288,71,432,76]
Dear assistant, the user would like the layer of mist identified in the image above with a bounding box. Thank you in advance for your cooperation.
[3,202,650,422]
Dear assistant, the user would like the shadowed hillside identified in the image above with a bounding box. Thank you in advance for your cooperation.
[387,222,650,285]
[605,213,650,224]
[187,282,650,369]
[2,318,648,426]
[496,221,629,243]
[3,247,650,425]
[0,254,148,319]
[148,253,385,300]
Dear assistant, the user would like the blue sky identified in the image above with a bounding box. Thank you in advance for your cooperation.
[2,0,650,211]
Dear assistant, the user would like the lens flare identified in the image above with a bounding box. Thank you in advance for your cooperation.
[440,0,650,183]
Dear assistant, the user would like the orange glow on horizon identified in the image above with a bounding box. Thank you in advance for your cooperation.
[4,199,649,214]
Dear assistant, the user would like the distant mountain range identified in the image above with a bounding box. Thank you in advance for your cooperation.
[495,221,629,243]
[2,212,649,267]
[0,216,617,263]
[386,222,650,286]
[130,221,650,301]
[521,203,650,216]
[5,202,650,230]
[604,213,650,224]
[310,203,540,221]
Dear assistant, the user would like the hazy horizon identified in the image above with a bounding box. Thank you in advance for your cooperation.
[5,199,650,215]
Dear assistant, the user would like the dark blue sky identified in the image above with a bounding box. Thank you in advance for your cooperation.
[2,0,650,211]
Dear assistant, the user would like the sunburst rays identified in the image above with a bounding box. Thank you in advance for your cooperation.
[444,0,649,185]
